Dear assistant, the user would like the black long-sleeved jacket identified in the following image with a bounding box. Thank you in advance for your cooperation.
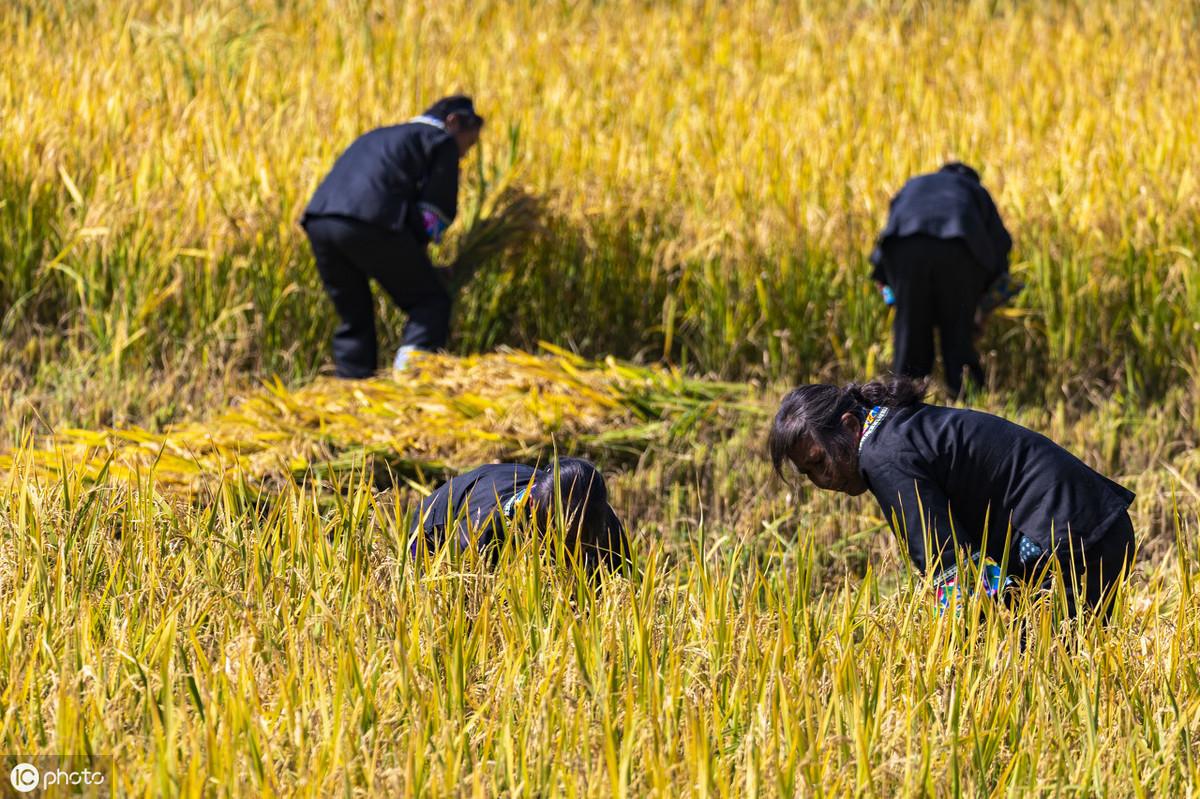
[303,120,458,244]
[411,463,539,555]
[409,463,630,573]
[869,169,1012,284]
[859,404,1134,574]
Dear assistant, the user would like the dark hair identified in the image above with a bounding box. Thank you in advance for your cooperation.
[940,161,981,183]
[423,95,484,129]
[531,458,628,572]
[768,376,926,479]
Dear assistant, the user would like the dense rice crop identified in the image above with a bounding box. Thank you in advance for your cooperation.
[3,0,1200,414]
[4,0,1200,795]
[3,360,1200,795]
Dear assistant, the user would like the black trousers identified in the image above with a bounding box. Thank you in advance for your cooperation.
[1016,512,1136,620]
[880,234,986,397]
[303,216,451,378]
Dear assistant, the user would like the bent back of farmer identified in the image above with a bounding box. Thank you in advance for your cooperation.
[411,458,629,576]
[770,377,1135,618]
[302,95,484,378]
[870,163,1012,396]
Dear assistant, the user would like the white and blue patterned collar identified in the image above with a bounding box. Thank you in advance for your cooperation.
[857,405,890,454]
[410,114,447,130]
[501,484,532,519]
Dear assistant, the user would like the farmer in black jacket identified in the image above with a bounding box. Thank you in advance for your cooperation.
[870,163,1012,397]
[411,458,630,576]
[769,377,1136,618]
[302,96,484,378]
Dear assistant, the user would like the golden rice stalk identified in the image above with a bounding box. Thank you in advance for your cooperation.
[437,131,543,292]
[0,345,752,494]
[443,186,541,292]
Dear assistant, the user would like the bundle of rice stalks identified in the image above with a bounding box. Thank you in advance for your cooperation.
[1,344,754,495]
[437,127,543,292]
[440,188,541,292]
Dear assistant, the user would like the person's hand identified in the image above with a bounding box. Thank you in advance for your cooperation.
[876,282,896,307]
[420,206,450,244]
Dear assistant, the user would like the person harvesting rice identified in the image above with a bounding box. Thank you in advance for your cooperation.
[411,457,630,576]
[870,163,1015,397]
[302,96,484,378]
[769,377,1136,618]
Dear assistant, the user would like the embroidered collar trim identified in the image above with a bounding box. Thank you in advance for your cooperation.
[502,485,531,519]
[858,405,889,454]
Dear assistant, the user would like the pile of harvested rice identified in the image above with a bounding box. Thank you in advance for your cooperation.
[1,344,753,494]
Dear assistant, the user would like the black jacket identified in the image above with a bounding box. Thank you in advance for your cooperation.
[303,120,459,243]
[870,170,1012,284]
[411,463,538,555]
[409,463,630,573]
[859,404,1134,574]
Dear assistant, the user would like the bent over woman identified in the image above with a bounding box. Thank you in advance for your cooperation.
[870,163,1012,397]
[769,377,1135,617]
[411,457,629,576]
[303,96,484,377]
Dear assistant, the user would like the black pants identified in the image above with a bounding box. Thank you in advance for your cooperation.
[1017,512,1136,620]
[303,216,451,378]
[880,234,985,397]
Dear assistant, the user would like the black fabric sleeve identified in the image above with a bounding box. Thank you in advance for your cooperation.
[450,478,510,553]
[451,511,501,552]
[411,481,452,542]
[871,464,960,574]
[977,188,1012,280]
[418,142,460,226]
[869,239,887,284]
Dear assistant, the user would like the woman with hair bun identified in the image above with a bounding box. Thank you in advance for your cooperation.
[768,376,1135,618]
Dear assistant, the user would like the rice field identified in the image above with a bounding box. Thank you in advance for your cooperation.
[4,0,1200,795]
